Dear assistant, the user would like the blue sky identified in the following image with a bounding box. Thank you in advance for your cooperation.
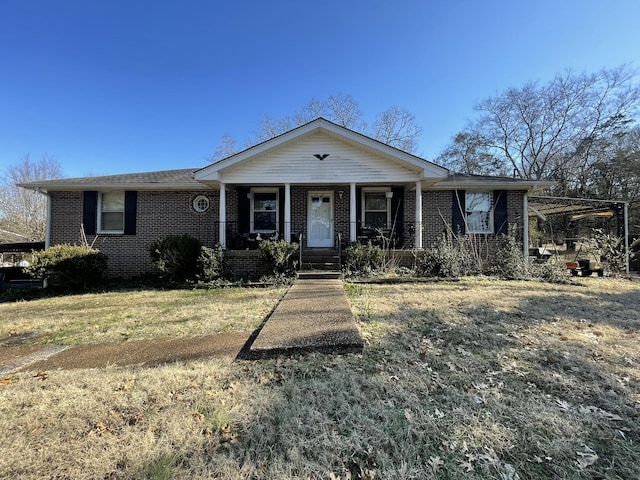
[1,1,639,178]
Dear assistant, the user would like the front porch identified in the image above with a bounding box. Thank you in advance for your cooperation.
[214,183,426,251]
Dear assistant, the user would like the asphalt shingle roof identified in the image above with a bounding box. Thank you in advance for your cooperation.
[19,168,203,191]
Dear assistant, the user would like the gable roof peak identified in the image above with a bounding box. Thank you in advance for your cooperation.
[197,116,448,181]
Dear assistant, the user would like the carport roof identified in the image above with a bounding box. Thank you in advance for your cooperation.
[529,195,625,219]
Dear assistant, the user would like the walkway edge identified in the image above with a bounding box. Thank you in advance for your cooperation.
[249,278,363,358]
[0,345,68,375]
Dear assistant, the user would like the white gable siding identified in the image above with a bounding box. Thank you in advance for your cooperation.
[219,133,423,184]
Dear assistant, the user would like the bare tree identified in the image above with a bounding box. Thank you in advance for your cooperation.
[211,133,239,161]
[325,93,363,128]
[0,154,63,241]
[211,94,423,160]
[293,98,326,126]
[250,115,295,145]
[370,106,422,153]
[436,132,505,175]
[440,65,640,187]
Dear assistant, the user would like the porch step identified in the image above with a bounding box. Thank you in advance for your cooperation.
[301,248,341,271]
[297,270,342,280]
[304,262,341,271]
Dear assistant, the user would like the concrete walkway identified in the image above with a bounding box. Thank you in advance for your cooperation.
[249,278,363,358]
[1,278,363,372]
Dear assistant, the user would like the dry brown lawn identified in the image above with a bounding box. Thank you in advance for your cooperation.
[0,287,287,347]
[0,278,639,479]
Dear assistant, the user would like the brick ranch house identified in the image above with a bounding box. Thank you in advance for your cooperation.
[20,118,552,279]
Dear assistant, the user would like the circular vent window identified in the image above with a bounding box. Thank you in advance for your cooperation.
[193,195,210,212]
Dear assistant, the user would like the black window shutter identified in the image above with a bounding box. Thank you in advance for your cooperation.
[124,191,137,235]
[278,187,285,237]
[355,186,362,237]
[493,190,508,235]
[391,186,404,245]
[237,187,250,234]
[452,190,466,235]
[83,191,98,235]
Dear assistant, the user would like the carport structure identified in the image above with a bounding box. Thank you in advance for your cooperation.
[528,195,630,274]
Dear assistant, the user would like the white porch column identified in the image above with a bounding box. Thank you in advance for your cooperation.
[284,183,291,242]
[415,181,423,249]
[219,183,226,248]
[350,182,357,242]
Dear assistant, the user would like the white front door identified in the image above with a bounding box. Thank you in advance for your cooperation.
[307,192,334,247]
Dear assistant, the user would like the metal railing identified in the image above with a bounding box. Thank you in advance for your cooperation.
[219,221,418,250]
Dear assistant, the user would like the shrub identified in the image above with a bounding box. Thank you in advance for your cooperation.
[259,240,299,275]
[488,227,526,280]
[592,228,626,275]
[417,232,474,278]
[344,242,384,277]
[26,244,108,291]
[529,259,572,284]
[197,244,227,284]
[148,235,203,282]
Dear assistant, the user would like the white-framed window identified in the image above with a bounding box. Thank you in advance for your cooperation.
[99,191,125,233]
[251,188,278,232]
[192,195,210,213]
[465,192,493,234]
[362,189,391,228]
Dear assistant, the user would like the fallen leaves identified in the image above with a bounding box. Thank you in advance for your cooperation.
[578,405,623,421]
[427,455,444,472]
[576,445,598,469]
[92,421,115,436]
[556,398,625,421]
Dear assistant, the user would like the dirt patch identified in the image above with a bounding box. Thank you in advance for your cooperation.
[0,344,46,366]
[0,330,45,346]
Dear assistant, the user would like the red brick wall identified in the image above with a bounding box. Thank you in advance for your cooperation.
[420,189,526,256]
[48,188,527,278]
[507,190,525,241]
[225,250,270,280]
[423,190,452,248]
[49,190,219,278]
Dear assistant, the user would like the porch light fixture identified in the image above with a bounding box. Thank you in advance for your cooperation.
[313,153,330,160]
[385,191,394,199]
[246,192,254,200]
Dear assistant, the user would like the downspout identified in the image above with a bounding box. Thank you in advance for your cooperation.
[523,192,529,272]
[624,201,630,275]
[38,188,51,250]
